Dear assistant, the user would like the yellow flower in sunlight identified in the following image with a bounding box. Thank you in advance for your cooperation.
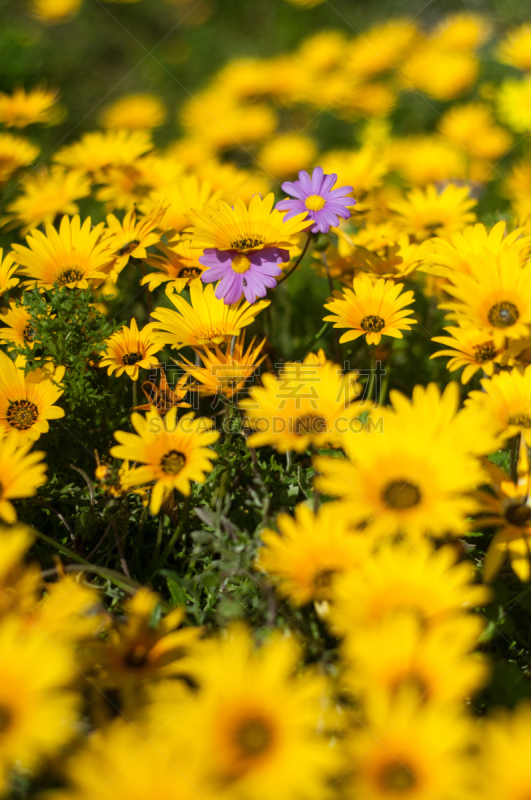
[240,350,370,453]
[99,318,163,381]
[195,159,271,205]
[0,87,60,128]
[2,167,90,235]
[328,226,426,282]
[111,407,219,513]
[144,174,221,235]
[255,502,370,606]
[432,12,491,51]
[0,353,65,444]
[320,146,388,200]
[346,19,419,78]
[323,273,417,345]
[0,250,20,296]
[186,192,309,253]
[31,0,82,21]
[497,23,531,71]
[0,133,40,184]
[496,77,531,133]
[151,282,269,348]
[12,215,113,290]
[438,103,513,165]
[466,367,531,448]
[342,612,488,705]
[474,436,531,582]
[100,94,167,130]
[389,183,477,241]
[478,703,531,800]
[133,367,192,416]
[142,240,206,293]
[388,136,466,187]
[0,300,38,350]
[103,204,166,278]
[0,434,47,523]
[96,154,183,212]
[401,45,478,100]
[431,325,503,383]
[54,129,153,174]
[258,133,317,179]
[178,332,266,400]
[328,539,490,636]
[147,624,338,800]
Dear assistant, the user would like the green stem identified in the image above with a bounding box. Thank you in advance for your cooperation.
[132,378,138,410]
[379,342,394,407]
[151,512,165,570]
[275,231,313,287]
[366,347,376,403]
[152,496,191,576]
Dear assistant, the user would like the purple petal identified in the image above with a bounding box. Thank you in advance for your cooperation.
[276,198,305,211]
[216,272,243,305]
[242,274,266,304]
[320,173,337,194]
[280,180,306,200]
[298,170,313,195]
[199,248,233,267]
[326,186,354,199]
[282,207,310,224]
[249,247,289,266]
[311,166,324,194]
[201,266,227,283]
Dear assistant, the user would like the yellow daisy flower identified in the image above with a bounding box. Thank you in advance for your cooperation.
[341,612,488,705]
[100,93,166,130]
[431,325,503,383]
[438,103,513,166]
[0,87,60,128]
[53,129,153,174]
[0,133,40,184]
[258,132,317,179]
[497,23,531,71]
[328,539,490,636]
[133,368,192,416]
[388,183,477,241]
[178,332,266,400]
[195,159,271,205]
[151,282,269,348]
[99,318,163,381]
[0,616,78,795]
[465,367,531,447]
[144,174,221,236]
[255,502,370,606]
[96,155,184,212]
[0,434,47,523]
[401,45,478,101]
[320,145,388,199]
[496,77,531,134]
[388,135,465,187]
[142,240,206,294]
[0,352,65,444]
[240,350,370,453]
[343,694,475,800]
[111,407,219,513]
[103,204,166,279]
[147,623,338,800]
[12,215,113,291]
[323,273,417,345]
[478,703,531,800]
[185,192,309,253]
[433,12,491,51]
[0,300,37,350]
[439,253,531,348]
[2,167,91,235]
[0,250,20,296]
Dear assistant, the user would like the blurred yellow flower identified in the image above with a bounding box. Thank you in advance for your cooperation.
[497,23,531,71]
[258,133,317,179]
[31,0,82,23]
[100,94,167,130]
[54,129,153,175]
[497,77,531,133]
[0,133,40,184]
[0,87,60,128]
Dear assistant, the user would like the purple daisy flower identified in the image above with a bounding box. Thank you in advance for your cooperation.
[276,166,354,234]
[200,247,289,305]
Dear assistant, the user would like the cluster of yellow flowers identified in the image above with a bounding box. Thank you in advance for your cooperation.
[3,8,531,798]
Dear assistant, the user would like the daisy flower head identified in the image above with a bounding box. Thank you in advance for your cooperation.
[276,166,354,234]
[200,246,289,305]
[99,319,163,382]
[323,273,417,345]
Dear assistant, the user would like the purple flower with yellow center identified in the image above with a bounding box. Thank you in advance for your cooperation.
[276,167,354,234]
[199,247,289,305]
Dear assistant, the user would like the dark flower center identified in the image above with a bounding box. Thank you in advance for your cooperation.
[116,239,140,257]
[230,236,264,249]
[0,704,12,734]
[313,568,336,591]
[379,763,417,792]
[178,267,201,278]
[23,323,35,343]
[473,342,497,363]
[505,503,531,527]
[234,717,273,757]
[508,413,531,428]
[161,450,186,475]
[294,414,327,435]
[123,644,149,668]
[488,302,519,328]
[122,351,144,366]
[57,267,83,286]
[7,399,39,430]
[361,315,385,333]
[382,480,422,510]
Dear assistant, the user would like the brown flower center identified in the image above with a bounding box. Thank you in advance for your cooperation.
[382,480,422,510]
[488,301,519,329]
[473,341,497,363]
[230,236,264,250]
[0,704,12,734]
[234,717,273,757]
[116,239,140,257]
[23,323,35,343]
[361,315,385,333]
[123,644,149,668]
[57,267,83,286]
[508,413,531,428]
[7,399,39,431]
[505,503,531,527]
[178,267,201,279]
[294,414,327,435]
[160,450,186,475]
[313,568,336,591]
[378,763,417,792]
[122,351,144,366]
